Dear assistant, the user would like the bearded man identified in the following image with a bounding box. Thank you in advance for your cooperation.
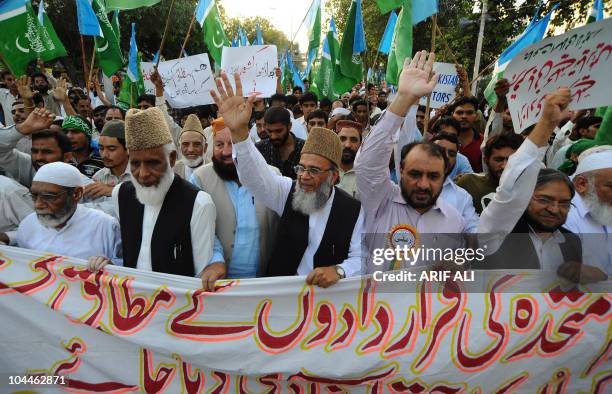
[565,148,612,276]
[0,162,121,262]
[173,114,208,180]
[87,107,216,285]
[211,73,363,288]
[190,118,279,289]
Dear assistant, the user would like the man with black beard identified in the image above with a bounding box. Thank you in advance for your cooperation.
[256,107,305,179]
[336,120,363,199]
[191,118,279,290]
[211,73,363,288]
[1,162,121,262]
[31,72,61,115]
[87,107,216,288]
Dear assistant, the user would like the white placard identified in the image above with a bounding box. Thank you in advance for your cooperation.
[220,45,278,97]
[419,62,459,108]
[141,54,216,108]
[504,18,612,132]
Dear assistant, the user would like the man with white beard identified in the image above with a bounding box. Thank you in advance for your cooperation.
[210,73,363,288]
[87,107,216,285]
[1,162,122,262]
[173,114,208,179]
[565,148,612,276]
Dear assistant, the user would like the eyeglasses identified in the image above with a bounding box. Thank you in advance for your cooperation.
[294,165,332,176]
[531,196,572,210]
[28,190,70,203]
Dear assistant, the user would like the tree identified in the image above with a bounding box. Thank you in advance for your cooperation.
[325,0,608,92]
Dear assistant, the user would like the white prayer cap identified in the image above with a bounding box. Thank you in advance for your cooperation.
[574,146,612,176]
[33,162,83,188]
[331,107,351,117]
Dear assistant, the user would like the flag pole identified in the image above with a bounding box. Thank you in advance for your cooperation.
[87,44,97,88]
[0,52,16,76]
[157,0,177,67]
[435,24,460,67]
[423,15,437,136]
[180,12,197,58]
[80,35,90,96]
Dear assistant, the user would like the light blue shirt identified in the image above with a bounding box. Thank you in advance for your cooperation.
[202,178,260,279]
[449,153,474,179]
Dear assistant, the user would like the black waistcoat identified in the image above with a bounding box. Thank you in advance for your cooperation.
[266,183,361,276]
[483,215,582,270]
[118,176,199,276]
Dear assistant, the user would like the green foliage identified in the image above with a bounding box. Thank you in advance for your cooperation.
[38,0,289,83]
[218,5,290,50]
[325,0,607,91]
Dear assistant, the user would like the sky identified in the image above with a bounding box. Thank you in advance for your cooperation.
[221,0,324,52]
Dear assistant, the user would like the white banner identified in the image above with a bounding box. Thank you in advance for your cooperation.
[221,45,278,97]
[0,246,610,392]
[141,54,216,108]
[505,18,612,131]
[419,62,459,109]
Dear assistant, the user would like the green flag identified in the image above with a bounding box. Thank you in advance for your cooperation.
[594,106,612,145]
[282,54,293,94]
[386,0,412,86]
[111,10,120,41]
[334,0,364,94]
[314,19,340,100]
[0,1,61,76]
[198,0,228,66]
[104,0,161,10]
[376,0,403,14]
[93,0,124,77]
[118,53,145,109]
[36,2,67,62]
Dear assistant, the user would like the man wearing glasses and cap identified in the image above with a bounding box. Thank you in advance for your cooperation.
[211,72,363,288]
[0,162,122,264]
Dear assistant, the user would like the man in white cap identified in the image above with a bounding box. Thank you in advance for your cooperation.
[0,162,122,263]
[211,72,363,288]
[564,147,612,276]
[88,107,216,284]
[173,114,208,180]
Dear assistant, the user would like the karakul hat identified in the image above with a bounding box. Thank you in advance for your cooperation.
[181,114,205,136]
[301,127,342,168]
[125,107,172,150]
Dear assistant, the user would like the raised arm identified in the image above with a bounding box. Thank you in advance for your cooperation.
[211,72,292,215]
[478,88,572,235]
[355,51,438,212]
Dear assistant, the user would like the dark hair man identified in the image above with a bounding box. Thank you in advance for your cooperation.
[336,120,363,199]
[455,132,523,214]
[449,96,483,172]
[256,107,305,179]
[306,109,328,133]
[61,115,104,178]
[297,92,318,130]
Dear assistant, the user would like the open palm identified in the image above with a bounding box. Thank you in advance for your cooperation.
[397,51,438,100]
[210,73,254,137]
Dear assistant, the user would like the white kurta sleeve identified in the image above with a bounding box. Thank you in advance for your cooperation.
[232,137,292,216]
[191,191,216,277]
[478,139,547,245]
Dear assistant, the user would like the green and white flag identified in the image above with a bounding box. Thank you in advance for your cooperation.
[334,0,366,95]
[36,0,67,62]
[118,23,145,108]
[93,0,124,77]
[314,18,340,100]
[385,0,412,86]
[195,0,229,66]
[0,0,63,76]
[104,0,161,10]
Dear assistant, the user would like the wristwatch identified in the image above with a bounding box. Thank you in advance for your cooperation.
[335,265,346,279]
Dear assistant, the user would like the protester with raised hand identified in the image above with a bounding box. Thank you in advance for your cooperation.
[211,71,363,288]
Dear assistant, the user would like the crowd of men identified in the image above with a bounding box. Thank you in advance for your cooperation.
[0,50,610,290]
